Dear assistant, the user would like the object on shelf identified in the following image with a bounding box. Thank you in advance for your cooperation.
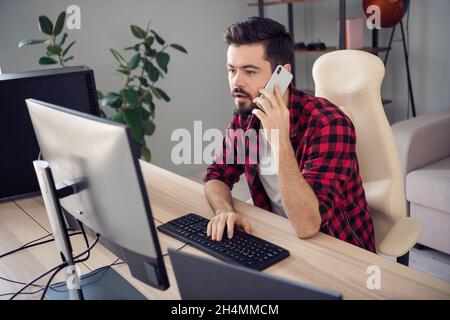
[342,17,364,49]
[363,0,410,28]
[294,42,306,50]
[306,41,327,51]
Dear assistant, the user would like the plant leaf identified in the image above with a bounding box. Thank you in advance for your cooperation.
[156,52,170,73]
[63,56,74,63]
[170,43,187,54]
[139,77,149,87]
[144,60,159,82]
[143,118,155,136]
[53,11,66,36]
[110,48,127,67]
[58,32,68,46]
[39,56,57,65]
[96,90,104,100]
[112,111,126,124]
[122,88,140,108]
[102,92,122,109]
[124,109,144,145]
[100,108,107,119]
[46,44,62,56]
[141,145,151,162]
[38,15,53,35]
[131,25,147,39]
[138,106,151,120]
[144,45,156,58]
[128,53,141,70]
[150,30,165,45]
[154,87,170,102]
[145,37,154,47]
[116,68,130,75]
[18,39,46,48]
[62,40,76,57]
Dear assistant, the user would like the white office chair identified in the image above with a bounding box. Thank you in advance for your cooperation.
[312,50,421,265]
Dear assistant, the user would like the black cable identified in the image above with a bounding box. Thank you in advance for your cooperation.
[0,257,123,298]
[76,220,90,261]
[39,265,66,300]
[46,258,124,295]
[0,287,43,298]
[162,242,189,257]
[0,232,82,259]
[8,262,67,300]
[39,233,100,300]
[9,233,100,300]
[38,224,92,300]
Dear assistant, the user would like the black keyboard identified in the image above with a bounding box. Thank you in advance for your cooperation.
[157,213,290,271]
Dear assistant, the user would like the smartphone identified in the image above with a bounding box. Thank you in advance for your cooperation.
[264,65,293,97]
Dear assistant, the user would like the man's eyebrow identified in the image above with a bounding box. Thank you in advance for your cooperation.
[226,64,261,70]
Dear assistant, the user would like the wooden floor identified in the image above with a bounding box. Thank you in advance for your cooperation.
[187,170,450,284]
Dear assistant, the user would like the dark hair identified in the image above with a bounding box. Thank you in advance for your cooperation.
[224,16,294,71]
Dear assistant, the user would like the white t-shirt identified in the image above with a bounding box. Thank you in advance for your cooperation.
[258,132,287,218]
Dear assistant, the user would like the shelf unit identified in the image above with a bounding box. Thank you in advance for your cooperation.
[249,0,393,105]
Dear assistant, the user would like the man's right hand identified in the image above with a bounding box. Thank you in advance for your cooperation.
[207,211,252,241]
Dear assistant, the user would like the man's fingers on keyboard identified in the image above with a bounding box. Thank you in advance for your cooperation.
[227,217,235,239]
[216,215,227,241]
[211,216,218,240]
[207,219,212,237]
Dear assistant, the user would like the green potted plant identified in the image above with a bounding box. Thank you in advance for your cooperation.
[98,21,187,161]
[18,11,76,66]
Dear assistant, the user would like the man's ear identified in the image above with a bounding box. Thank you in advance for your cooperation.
[283,63,292,73]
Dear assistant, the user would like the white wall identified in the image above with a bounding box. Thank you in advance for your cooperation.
[0,0,253,176]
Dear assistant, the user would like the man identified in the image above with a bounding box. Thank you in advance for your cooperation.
[203,17,376,253]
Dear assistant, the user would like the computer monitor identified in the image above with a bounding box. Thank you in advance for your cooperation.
[0,66,100,200]
[26,98,169,299]
[169,250,342,300]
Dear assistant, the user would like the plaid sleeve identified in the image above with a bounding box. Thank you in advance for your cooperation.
[302,117,356,229]
[203,118,245,190]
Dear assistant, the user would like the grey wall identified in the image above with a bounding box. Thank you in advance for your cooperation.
[0,0,254,177]
[1,0,449,176]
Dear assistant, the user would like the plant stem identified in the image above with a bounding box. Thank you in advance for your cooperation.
[52,36,64,67]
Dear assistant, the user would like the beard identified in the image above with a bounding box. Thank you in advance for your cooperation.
[232,87,259,118]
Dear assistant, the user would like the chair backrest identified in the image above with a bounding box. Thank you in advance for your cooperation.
[312,50,407,248]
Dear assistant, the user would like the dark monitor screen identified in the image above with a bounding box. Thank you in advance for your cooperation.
[0,66,100,200]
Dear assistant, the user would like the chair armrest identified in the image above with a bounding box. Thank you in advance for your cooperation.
[391,108,450,178]
[377,217,422,257]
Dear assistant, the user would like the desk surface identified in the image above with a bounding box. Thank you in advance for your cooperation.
[1,161,450,300]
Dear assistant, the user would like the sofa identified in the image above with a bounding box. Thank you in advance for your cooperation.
[391,108,450,255]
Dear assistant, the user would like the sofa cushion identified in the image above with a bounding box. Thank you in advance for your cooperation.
[406,156,450,214]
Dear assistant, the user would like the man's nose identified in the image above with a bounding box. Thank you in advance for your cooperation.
[233,70,246,88]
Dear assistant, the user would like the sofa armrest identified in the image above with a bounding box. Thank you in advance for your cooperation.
[391,108,450,178]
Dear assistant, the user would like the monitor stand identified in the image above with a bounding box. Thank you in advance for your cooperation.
[46,267,147,300]
[34,160,147,300]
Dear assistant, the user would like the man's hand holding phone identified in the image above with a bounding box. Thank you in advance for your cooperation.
[252,85,290,145]
[252,65,292,145]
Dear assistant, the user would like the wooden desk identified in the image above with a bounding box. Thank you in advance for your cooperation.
[1,161,449,300]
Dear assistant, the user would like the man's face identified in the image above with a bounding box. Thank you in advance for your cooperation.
[227,43,272,116]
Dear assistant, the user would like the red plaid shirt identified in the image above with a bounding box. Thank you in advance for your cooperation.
[204,85,376,253]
